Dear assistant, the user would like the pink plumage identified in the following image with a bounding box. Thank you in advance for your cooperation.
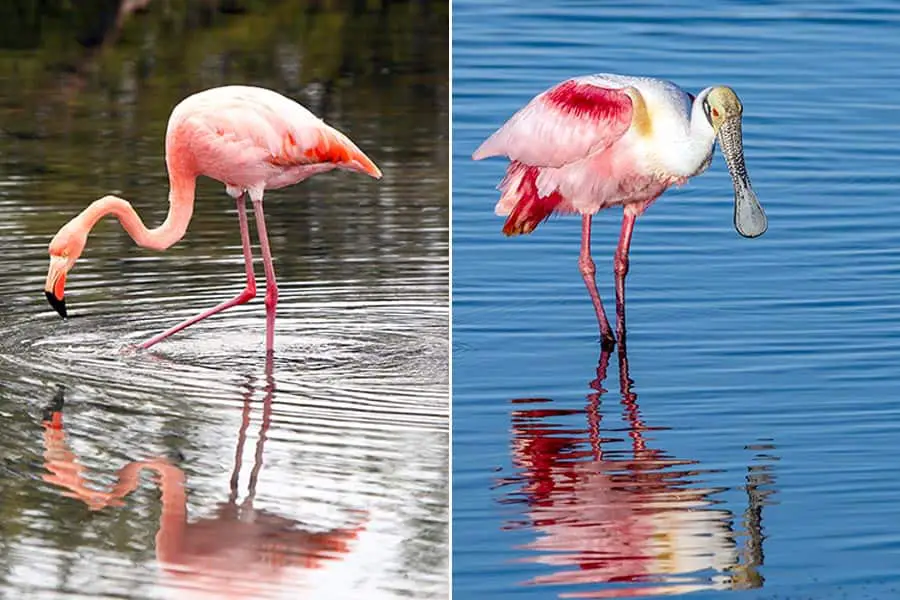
[45,85,382,354]
[473,73,764,346]
[473,79,633,169]
[497,162,567,235]
[167,85,381,194]
[474,77,653,236]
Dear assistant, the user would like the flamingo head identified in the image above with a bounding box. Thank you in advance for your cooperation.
[45,226,87,319]
[699,86,768,239]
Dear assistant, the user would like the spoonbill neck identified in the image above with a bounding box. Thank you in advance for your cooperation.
[667,99,717,177]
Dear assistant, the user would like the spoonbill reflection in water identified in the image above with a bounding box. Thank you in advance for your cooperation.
[495,347,778,596]
[474,74,767,347]
[44,85,382,353]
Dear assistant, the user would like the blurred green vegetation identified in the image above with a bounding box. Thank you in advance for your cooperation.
[0,0,447,190]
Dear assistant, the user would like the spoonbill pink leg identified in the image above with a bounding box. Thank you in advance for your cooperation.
[139,194,257,350]
[251,198,278,355]
[613,212,637,346]
[578,215,615,348]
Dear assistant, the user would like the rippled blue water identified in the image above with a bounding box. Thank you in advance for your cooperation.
[453,1,900,598]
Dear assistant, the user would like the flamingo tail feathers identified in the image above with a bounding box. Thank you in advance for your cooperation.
[316,127,382,179]
[278,126,382,179]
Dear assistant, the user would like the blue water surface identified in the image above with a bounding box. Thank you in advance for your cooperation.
[453,1,900,598]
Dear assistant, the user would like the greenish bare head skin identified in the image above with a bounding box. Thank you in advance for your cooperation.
[702,86,767,238]
[703,86,743,133]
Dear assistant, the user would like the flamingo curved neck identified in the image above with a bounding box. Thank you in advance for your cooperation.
[115,460,188,563]
[78,171,196,251]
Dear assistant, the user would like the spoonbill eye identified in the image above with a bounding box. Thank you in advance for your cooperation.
[702,99,713,124]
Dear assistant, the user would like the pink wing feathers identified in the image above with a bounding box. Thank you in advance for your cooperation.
[171,87,381,189]
[473,79,634,236]
[472,79,633,168]
[264,112,382,179]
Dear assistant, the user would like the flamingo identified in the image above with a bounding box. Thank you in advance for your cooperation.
[44,85,382,353]
[473,74,767,348]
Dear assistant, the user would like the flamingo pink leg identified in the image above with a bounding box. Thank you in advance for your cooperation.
[614,212,637,346]
[578,215,615,348]
[251,198,278,355]
[139,194,257,350]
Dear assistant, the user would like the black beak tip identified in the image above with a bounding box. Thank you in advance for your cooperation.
[45,291,67,319]
[42,387,66,422]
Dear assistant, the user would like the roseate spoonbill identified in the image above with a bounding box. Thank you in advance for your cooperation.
[44,85,382,353]
[473,74,767,347]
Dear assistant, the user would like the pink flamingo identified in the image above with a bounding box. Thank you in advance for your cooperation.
[473,74,767,348]
[45,85,382,353]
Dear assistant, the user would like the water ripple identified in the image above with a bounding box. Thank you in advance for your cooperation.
[0,2,448,596]
[454,0,900,598]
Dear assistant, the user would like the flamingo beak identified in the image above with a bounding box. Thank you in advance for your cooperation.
[717,116,767,238]
[45,256,68,319]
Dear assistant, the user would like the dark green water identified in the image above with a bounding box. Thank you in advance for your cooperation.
[0,1,448,598]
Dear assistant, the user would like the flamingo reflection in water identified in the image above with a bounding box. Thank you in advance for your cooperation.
[40,361,365,598]
[496,347,778,598]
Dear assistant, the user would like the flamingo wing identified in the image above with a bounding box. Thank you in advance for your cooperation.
[259,110,381,178]
[173,86,381,183]
[472,78,634,168]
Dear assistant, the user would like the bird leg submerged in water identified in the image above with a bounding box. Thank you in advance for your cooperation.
[581,211,636,350]
[613,213,636,347]
[138,193,259,351]
[251,197,279,354]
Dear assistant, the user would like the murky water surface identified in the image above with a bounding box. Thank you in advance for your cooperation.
[0,2,448,598]
[454,1,900,598]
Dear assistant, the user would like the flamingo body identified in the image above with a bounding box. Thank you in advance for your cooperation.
[474,73,766,346]
[167,86,380,198]
[45,85,381,353]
